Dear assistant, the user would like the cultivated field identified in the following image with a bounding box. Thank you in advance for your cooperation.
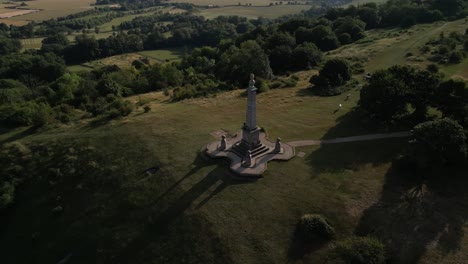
[197,4,312,19]
[168,0,280,6]
[1,0,94,24]
[0,9,40,19]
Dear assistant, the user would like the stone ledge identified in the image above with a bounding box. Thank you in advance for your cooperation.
[205,131,295,177]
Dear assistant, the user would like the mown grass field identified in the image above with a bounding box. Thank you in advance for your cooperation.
[2,66,468,263]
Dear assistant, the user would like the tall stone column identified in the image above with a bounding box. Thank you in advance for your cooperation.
[245,73,257,130]
[241,74,261,148]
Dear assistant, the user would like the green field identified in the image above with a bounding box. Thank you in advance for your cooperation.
[68,48,184,71]
[197,4,312,19]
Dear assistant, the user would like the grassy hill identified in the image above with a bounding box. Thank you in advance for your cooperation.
[1,18,468,263]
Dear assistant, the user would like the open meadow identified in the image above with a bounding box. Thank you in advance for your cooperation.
[197,4,312,19]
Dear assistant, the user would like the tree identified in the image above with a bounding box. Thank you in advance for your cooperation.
[0,35,21,55]
[269,45,293,73]
[216,40,272,84]
[333,16,366,41]
[359,68,410,121]
[357,7,380,29]
[313,59,351,87]
[42,33,70,46]
[264,31,295,51]
[291,42,322,70]
[410,118,467,168]
[433,79,468,126]
[359,66,439,122]
[308,25,339,51]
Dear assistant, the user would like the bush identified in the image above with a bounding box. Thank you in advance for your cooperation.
[426,63,439,73]
[327,236,385,264]
[143,105,151,113]
[0,182,15,209]
[449,51,463,63]
[256,78,270,93]
[298,214,336,242]
[106,98,133,118]
[409,118,467,168]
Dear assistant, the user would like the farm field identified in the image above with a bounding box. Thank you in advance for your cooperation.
[1,0,94,24]
[98,7,182,32]
[168,0,278,6]
[197,4,312,19]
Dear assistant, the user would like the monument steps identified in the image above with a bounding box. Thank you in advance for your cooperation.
[231,143,269,158]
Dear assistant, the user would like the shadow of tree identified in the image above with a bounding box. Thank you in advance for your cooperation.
[306,137,407,175]
[287,227,332,262]
[355,164,468,263]
[0,126,39,146]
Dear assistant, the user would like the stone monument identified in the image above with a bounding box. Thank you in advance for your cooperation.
[204,74,295,177]
[231,74,269,159]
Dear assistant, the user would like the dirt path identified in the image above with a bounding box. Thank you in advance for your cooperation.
[288,131,410,147]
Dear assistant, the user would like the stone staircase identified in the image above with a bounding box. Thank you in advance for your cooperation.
[230,142,270,158]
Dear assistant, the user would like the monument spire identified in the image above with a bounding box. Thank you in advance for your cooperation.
[245,73,257,130]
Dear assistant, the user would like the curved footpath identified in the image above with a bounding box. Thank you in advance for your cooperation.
[287,131,411,147]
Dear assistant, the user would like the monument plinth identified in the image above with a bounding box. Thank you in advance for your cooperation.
[204,74,295,177]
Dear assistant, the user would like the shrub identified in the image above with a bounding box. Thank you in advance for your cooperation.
[256,78,270,93]
[143,105,151,113]
[0,182,15,209]
[327,236,385,264]
[409,118,467,168]
[298,214,336,242]
[426,63,439,73]
[449,51,463,63]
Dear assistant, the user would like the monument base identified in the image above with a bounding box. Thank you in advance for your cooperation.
[204,130,295,177]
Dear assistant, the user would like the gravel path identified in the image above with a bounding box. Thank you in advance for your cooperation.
[288,131,410,147]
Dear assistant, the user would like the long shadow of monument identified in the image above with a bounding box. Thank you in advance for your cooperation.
[115,154,257,262]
